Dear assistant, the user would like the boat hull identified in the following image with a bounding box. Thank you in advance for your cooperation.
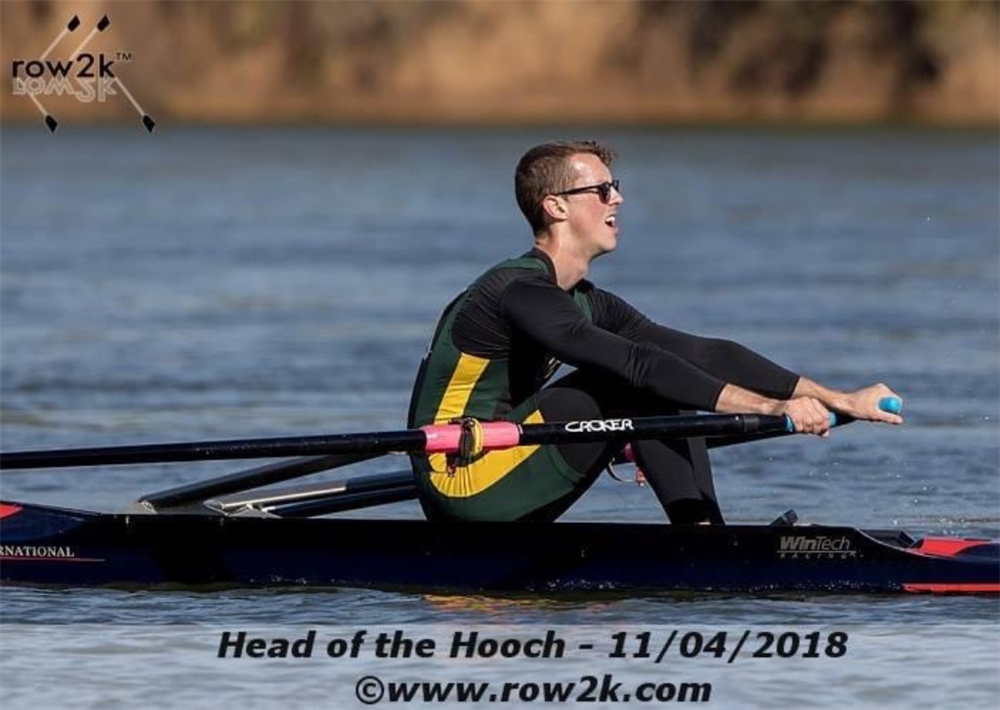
[1,501,997,594]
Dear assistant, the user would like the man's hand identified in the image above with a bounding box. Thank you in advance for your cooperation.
[773,397,833,437]
[716,384,832,436]
[836,384,904,425]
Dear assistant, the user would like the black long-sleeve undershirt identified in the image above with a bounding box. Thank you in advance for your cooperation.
[590,286,800,401]
[499,274,798,412]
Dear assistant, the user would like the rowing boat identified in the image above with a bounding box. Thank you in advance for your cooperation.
[2,404,997,594]
[1,499,996,593]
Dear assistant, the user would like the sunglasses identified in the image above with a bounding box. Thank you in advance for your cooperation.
[555,179,620,204]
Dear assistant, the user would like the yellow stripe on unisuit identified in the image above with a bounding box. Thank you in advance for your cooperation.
[433,352,490,424]
[428,410,544,498]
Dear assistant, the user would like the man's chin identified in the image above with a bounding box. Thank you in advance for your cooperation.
[593,242,617,259]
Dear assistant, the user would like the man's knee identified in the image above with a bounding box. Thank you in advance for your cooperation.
[538,386,603,422]
[536,386,615,478]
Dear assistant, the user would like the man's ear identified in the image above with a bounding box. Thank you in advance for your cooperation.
[540,195,568,223]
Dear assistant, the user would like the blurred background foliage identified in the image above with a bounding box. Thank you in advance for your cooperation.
[1,0,997,125]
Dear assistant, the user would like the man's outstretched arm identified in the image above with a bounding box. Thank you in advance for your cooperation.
[591,288,903,431]
[591,288,799,398]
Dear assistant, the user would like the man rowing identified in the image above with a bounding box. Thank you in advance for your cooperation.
[408,141,902,524]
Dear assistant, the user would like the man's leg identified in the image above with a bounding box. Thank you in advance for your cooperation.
[513,385,618,522]
[412,371,724,524]
[546,370,725,524]
[411,386,615,522]
[631,437,723,524]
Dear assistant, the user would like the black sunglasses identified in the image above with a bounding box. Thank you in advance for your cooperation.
[555,179,620,204]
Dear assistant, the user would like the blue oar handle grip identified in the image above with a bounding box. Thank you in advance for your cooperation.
[783,396,903,432]
[878,396,903,414]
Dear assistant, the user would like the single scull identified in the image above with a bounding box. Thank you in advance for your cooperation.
[1,404,997,594]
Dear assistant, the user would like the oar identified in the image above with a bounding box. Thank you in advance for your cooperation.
[1,412,792,470]
[188,397,902,517]
[0,398,901,471]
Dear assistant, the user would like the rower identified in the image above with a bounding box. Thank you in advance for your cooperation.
[408,140,903,524]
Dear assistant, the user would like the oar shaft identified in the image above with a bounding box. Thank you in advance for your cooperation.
[1,430,427,470]
[0,413,789,470]
[524,413,786,443]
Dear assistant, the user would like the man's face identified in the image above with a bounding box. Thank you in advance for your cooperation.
[558,153,623,257]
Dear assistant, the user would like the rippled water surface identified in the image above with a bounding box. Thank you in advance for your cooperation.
[1,126,998,708]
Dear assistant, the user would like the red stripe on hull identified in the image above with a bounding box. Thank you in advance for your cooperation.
[903,583,1000,594]
[914,537,992,558]
[0,503,22,519]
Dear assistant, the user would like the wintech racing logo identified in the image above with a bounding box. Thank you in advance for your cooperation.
[778,535,857,560]
[11,14,155,133]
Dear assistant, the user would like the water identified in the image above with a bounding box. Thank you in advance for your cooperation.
[1,126,998,708]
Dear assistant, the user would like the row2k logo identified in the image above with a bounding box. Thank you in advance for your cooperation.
[11,14,155,133]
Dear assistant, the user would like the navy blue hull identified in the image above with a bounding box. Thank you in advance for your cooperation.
[1,501,997,593]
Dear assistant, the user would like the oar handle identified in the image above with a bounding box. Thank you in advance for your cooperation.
[783,396,903,432]
[879,396,904,414]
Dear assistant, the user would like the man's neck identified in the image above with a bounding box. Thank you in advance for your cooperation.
[533,237,590,290]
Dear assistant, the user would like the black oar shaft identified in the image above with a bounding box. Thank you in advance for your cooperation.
[516,414,787,446]
[1,430,428,470]
[0,413,789,471]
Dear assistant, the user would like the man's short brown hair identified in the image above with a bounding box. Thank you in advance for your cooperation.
[515,141,616,234]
